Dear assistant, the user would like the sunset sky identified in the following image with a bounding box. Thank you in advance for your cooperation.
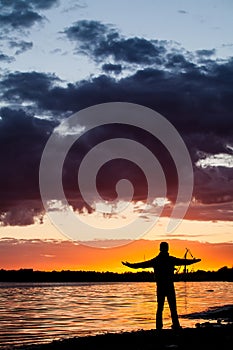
[0,0,232,272]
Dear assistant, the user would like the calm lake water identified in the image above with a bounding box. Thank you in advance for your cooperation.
[0,281,232,348]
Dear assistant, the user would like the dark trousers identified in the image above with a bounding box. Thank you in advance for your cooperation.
[156,282,180,329]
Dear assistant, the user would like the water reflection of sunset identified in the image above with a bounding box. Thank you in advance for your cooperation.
[1,281,233,347]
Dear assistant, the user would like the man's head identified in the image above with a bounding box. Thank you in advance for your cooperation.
[160,241,169,252]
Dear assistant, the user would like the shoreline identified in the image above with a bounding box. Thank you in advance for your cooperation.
[10,324,233,350]
[2,304,233,350]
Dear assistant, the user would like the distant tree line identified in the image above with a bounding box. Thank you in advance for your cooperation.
[0,266,232,282]
[175,266,233,282]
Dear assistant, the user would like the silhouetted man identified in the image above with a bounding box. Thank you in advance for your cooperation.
[122,241,201,330]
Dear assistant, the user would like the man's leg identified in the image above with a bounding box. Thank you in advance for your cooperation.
[167,285,181,329]
[156,286,165,330]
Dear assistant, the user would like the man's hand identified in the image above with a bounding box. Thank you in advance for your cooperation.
[122,261,132,267]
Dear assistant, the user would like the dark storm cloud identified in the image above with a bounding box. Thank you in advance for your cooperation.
[30,0,60,10]
[3,58,230,139]
[0,51,14,63]
[102,63,122,74]
[64,20,167,65]
[9,40,33,55]
[0,71,61,103]
[0,204,42,226]
[0,0,59,31]
[196,49,216,57]
[0,10,42,30]
[0,107,57,225]
[1,58,233,139]
[64,20,118,46]
[165,53,195,70]
[1,26,233,224]
[96,37,164,65]
[63,20,223,74]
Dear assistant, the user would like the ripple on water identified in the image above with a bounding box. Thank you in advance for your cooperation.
[0,281,232,348]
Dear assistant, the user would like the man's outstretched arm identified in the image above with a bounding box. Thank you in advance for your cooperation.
[122,259,155,269]
[172,257,201,266]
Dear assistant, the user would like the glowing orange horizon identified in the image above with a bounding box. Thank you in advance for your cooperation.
[0,238,232,273]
